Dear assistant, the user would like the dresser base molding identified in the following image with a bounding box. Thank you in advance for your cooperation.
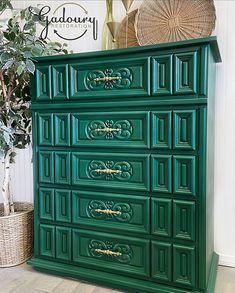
[28,253,218,293]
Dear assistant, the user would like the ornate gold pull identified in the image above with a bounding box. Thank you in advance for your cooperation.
[95,127,120,133]
[95,209,121,215]
[95,249,122,257]
[94,76,122,82]
[95,169,122,175]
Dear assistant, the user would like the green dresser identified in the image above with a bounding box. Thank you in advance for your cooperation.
[28,37,221,293]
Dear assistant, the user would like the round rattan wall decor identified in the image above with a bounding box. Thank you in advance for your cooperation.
[136,0,216,45]
[117,9,139,48]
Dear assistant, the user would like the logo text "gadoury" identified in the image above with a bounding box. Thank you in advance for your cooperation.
[34,5,98,41]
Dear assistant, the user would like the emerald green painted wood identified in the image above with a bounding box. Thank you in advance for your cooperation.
[152,111,172,149]
[39,151,54,184]
[152,55,173,96]
[72,229,150,278]
[151,241,172,283]
[173,200,196,241]
[72,152,150,192]
[173,110,197,150]
[52,65,69,100]
[173,156,196,196]
[152,155,172,193]
[56,227,71,261]
[72,190,150,234]
[55,189,71,223]
[54,113,70,146]
[39,224,55,258]
[71,111,150,149]
[35,66,52,100]
[55,152,71,185]
[174,51,198,95]
[38,113,54,146]
[173,244,196,288]
[39,188,54,221]
[70,57,150,99]
[30,37,221,293]
[151,198,172,237]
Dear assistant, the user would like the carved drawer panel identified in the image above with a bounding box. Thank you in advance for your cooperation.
[72,229,150,278]
[71,111,150,149]
[72,191,150,234]
[39,224,55,259]
[35,66,52,101]
[70,57,150,99]
[152,51,199,96]
[72,152,150,192]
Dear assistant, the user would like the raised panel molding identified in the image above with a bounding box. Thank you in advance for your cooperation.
[173,156,196,196]
[38,113,54,146]
[152,111,172,149]
[39,188,54,221]
[55,152,71,185]
[71,112,150,149]
[39,151,54,184]
[173,244,196,287]
[72,153,150,192]
[174,110,196,150]
[173,200,196,241]
[152,198,172,237]
[39,225,55,258]
[72,191,150,234]
[151,241,172,282]
[35,66,52,100]
[152,155,172,193]
[72,229,150,277]
[55,189,71,223]
[174,51,198,95]
[52,65,69,100]
[152,55,173,95]
[54,114,70,146]
[56,227,71,261]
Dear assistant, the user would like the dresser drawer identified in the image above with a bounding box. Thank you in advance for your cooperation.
[72,191,150,234]
[152,51,198,96]
[70,57,150,99]
[72,152,150,192]
[71,111,150,149]
[72,229,150,278]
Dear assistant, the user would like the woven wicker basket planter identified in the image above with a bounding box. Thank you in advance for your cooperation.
[0,202,34,267]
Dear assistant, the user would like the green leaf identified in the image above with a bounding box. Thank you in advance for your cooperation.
[16,63,25,75]
[25,59,35,73]
[0,52,12,62]
[23,51,32,58]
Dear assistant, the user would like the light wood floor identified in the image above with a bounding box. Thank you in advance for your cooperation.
[0,263,234,293]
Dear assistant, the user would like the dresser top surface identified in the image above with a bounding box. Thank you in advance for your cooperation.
[34,36,221,64]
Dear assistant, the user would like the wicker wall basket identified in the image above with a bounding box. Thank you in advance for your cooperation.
[117,9,139,48]
[135,0,216,45]
[0,202,34,267]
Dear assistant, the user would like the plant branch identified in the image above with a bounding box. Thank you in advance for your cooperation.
[0,71,7,101]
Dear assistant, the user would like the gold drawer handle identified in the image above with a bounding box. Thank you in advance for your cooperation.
[95,249,122,257]
[95,209,121,215]
[95,169,122,175]
[95,127,120,133]
[94,76,122,82]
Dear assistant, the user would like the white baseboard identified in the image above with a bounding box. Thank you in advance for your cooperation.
[219,253,235,268]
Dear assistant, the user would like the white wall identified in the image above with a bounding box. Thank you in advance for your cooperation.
[0,0,235,267]
[213,1,235,267]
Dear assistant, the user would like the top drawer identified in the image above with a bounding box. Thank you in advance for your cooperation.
[70,57,150,99]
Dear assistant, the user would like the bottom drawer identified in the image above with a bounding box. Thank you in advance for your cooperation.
[72,229,150,278]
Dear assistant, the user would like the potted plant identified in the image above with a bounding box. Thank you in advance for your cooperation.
[0,0,68,267]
